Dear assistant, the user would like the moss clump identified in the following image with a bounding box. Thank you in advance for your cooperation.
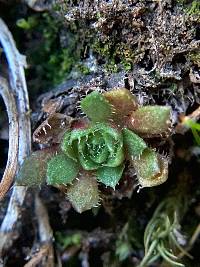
[17,12,87,92]
[92,40,134,73]
[189,51,200,67]
[186,1,200,15]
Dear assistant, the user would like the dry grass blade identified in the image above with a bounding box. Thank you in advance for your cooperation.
[0,77,18,200]
[176,105,200,134]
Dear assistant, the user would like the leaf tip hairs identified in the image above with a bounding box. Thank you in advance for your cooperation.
[46,152,79,185]
[80,91,115,122]
[16,148,57,186]
[127,105,172,137]
[131,148,168,188]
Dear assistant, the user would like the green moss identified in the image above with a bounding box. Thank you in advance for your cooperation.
[105,61,119,73]
[186,1,200,15]
[16,12,85,92]
[76,64,90,75]
[189,51,200,67]
[122,60,132,71]
[92,40,134,73]
[170,83,178,92]
[175,0,186,5]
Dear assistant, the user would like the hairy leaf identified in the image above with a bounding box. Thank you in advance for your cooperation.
[97,164,125,189]
[128,106,171,136]
[67,173,100,213]
[81,91,113,122]
[132,149,168,188]
[16,147,57,186]
[104,88,138,124]
[47,153,79,185]
[122,128,147,158]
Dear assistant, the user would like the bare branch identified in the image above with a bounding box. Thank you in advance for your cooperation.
[23,245,50,267]
[0,18,31,255]
[0,77,18,200]
[35,195,53,243]
[0,17,31,164]
[23,196,54,267]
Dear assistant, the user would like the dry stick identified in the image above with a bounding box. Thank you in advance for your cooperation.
[0,18,31,255]
[178,223,200,259]
[0,18,31,164]
[0,77,19,200]
[24,196,54,267]
[23,245,50,267]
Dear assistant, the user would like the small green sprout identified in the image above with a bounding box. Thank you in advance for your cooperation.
[16,17,38,30]
[183,118,200,146]
[115,223,132,261]
[56,232,82,250]
[186,1,200,16]
[17,88,172,212]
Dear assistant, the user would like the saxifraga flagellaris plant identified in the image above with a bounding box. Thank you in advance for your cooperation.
[17,88,172,213]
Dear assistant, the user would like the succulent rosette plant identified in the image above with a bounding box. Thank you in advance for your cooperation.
[17,88,172,212]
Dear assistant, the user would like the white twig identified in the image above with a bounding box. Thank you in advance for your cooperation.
[0,17,31,164]
[35,195,53,243]
[0,18,31,255]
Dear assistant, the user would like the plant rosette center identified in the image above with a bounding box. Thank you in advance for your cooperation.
[47,122,125,189]
[63,123,124,170]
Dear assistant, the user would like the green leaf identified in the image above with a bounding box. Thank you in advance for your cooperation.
[97,164,125,189]
[116,242,132,261]
[61,131,78,161]
[67,174,100,213]
[105,142,124,167]
[81,91,113,122]
[16,17,37,30]
[132,148,160,181]
[47,153,79,185]
[128,106,171,136]
[132,149,168,188]
[78,136,100,170]
[16,148,56,186]
[56,232,82,249]
[104,88,138,125]
[122,128,147,158]
[183,119,200,145]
